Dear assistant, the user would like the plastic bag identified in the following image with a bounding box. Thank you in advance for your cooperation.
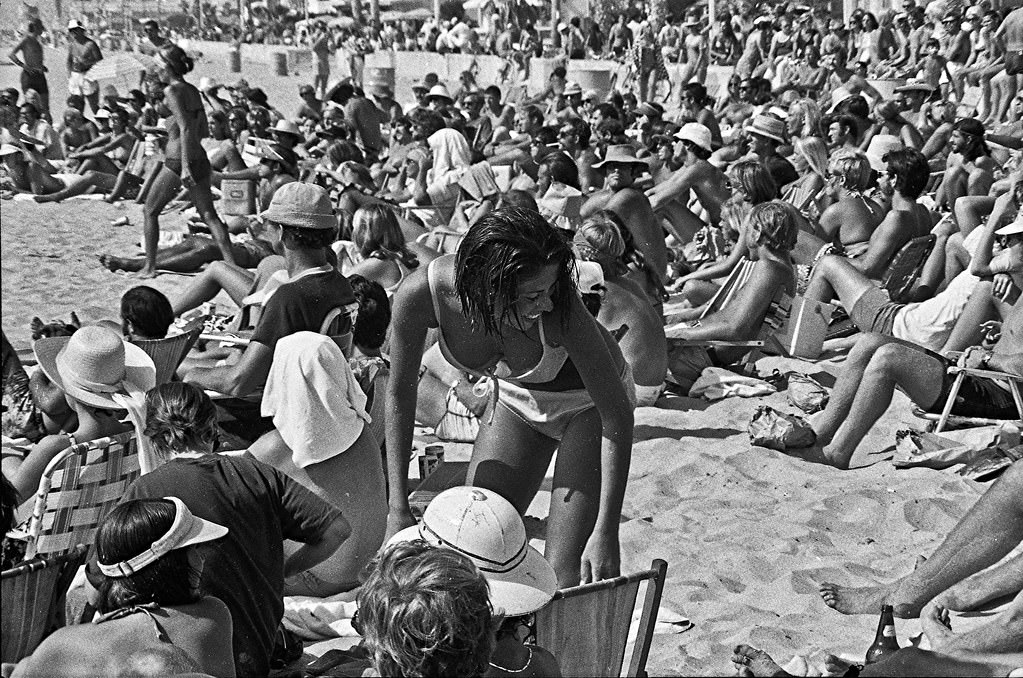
[748,405,817,451]
[787,372,830,414]
[892,425,1021,469]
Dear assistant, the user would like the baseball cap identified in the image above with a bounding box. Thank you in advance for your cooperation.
[259,181,336,230]
[388,486,558,616]
[97,497,228,578]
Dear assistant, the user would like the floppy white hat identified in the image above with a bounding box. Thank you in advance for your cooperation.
[996,216,1023,236]
[98,497,228,577]
[427,84,453,103]
[272,119,302,137]
[675,122,712,153]
[865,134,904,172]
[34,326,156,410]
[592,144,649,170]
[388,486,558,616]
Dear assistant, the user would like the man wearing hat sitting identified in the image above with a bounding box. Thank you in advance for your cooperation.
[747,113,797,190]
[646,122,730,245]
[582,144,667,289]
[184,183,354,406]
[66,19,103,114]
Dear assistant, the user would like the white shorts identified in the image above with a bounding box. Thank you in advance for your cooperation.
[67,71,98,96]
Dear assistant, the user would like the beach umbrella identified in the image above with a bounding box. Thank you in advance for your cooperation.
[86,53,157,83]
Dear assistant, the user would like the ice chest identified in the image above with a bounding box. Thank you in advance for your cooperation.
[774,295,834,360]
[221,179,257,216]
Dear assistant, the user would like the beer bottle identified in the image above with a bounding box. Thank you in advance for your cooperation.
[865,604,900,664]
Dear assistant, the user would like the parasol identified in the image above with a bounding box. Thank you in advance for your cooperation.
[85,53,158,83]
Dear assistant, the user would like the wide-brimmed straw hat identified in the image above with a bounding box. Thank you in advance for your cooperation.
[388,486,557,616]
[426,84,453,104]
[259,182,336,229]
[271,119,302,138]
[98,497,228,578]
[747,114,786,143]
[34,326,155,409]
[674,122,712,153]
[592,144,648,170]
[996,215,1023,236]
[865,135,904,172]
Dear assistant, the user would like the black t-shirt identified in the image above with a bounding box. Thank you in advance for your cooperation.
[250,268,355,350]
[122,454,341,677]
[764,154,799,195]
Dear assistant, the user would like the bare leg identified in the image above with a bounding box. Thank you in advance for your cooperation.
[140,166,183,278]
[803,254,875,307]
[658,201,705,246]
[994,73,1018,123]
[171,260,256,315]
[931,551,1023,613]
[953,195,995,238]
[821,461,1023,616]
[924,589,1023,655]
[32,170,117,203]
[944,233,970,282]
[821,340,945,468]
[189,179,236,267]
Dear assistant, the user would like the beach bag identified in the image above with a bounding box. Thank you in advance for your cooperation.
[748,405,816,451]
[787,372,829,414]
[434,385,480,443]
[666,343,714,392]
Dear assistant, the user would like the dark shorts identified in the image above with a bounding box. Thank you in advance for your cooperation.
[1006,50,1023,76]
[924,355,1018,419]
[20,70,48,96]
[233,237,274,269]
[165,155,212,183]
[850,286,903,336]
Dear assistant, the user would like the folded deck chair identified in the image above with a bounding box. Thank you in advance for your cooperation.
[130,315,205,386]
[533,559,668,677]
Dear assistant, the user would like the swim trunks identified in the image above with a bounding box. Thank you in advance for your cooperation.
[164,155,212,183]
[850,286,902,336]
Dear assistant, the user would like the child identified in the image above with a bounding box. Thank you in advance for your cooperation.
[915,38,954,96]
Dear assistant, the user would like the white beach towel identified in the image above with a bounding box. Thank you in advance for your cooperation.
[690,367,777,400]
[261,332,370,469]
[283,589,361,641]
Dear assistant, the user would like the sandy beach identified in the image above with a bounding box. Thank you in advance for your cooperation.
[0,45,995,676]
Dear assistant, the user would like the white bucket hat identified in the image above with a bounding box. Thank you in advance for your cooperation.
[98,497,228,577]
[674,122,712,153]
[34,326,156,409]
[388,486,558,616]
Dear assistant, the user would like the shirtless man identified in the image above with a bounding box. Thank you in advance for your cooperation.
[557,117,599,194]
[485,105,542,166]
[936,118,996,210]
[645,123,729,244]
[582,144,667,286]
[8,19,48,116]
[816,149,883,252]
[992,7,1022,124]
[808,148,931,302]
[66,20,103,114]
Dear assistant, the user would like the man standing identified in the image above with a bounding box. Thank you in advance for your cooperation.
[138,18,169,56]
[8,19,48,117]
[994,6,1023,123]
[310,21,331,100]
[66,19,103,114]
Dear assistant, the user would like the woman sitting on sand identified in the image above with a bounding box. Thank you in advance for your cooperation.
[10,498,236,678]
[336,204,439,295]
[249,331,387,596]
[666,201,799,390]
[574,211,668,407]
[3,326,155,503]
[66,107,137,176]
[385,206,635,587]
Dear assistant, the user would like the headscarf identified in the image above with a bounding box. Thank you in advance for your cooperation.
[427,127,472,178]
[261,332,370,468]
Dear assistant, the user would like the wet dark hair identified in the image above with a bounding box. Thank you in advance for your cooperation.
[95,499,203,613]
[349,274,391,350]
[143,383,219,461]
[454,207,575,335]
[540,152,580,190]
[121,286,174,340]
[158,43,194,76]
[883,147,929,199]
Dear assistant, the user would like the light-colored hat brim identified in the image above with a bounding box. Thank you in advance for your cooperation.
[388,523,558,616]
[748,127,785,144]
[996,219,1023,236]
[592,155,648,170]
[34,335,156,409]
[259,205,336,230]
[674,130,712,153]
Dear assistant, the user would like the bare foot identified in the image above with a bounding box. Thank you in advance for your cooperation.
[730,645,791,677]
[819,582,891,615]
[921,601,955,651]
[824,654,854,675]
[137,267,158,279]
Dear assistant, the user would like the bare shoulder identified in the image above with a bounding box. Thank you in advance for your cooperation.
[529,645,562,677]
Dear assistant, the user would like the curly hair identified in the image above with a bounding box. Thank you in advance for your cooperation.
[352,204,419,270]
[95,499,203,613]
[748,200,800,253]
[828,149,873,192]
[143,383,219,461]
[357,541,494,678]
[730,159,778,205]
[454,206,575,335]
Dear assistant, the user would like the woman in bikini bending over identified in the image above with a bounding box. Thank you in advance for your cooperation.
[384,207,635,587]
[133,44,234,278]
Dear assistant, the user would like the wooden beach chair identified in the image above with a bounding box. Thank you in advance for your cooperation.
[23,432,140,560]
[533,559,668,677]
[1,545,88,663]
[130,315,205,386]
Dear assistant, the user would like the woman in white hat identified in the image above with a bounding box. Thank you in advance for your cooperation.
[386,486,562,676]
[10,497,235,677]
[4,326,155,503]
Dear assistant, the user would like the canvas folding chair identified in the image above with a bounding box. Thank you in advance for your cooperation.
[1,544,87,663]
[23,432,140,560]
[919,364,1023,432]
[130,315,205,386]
[533,559,668,678]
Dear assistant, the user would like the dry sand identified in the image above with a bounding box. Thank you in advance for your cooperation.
[0,46,994,676]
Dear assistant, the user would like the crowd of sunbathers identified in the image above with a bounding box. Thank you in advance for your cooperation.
[2,2,1023,676]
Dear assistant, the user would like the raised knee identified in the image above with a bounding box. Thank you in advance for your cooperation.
[867,343,904,373]
[849,333,891,363]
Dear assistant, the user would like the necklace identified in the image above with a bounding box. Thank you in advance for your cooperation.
[488,646,533,673]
